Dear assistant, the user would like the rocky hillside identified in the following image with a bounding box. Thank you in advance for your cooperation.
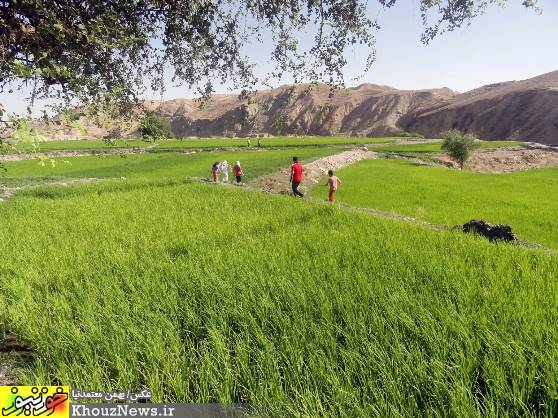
[403,71,558,144]
[37,83,455,140]
[37,70,558,144]
[152,83,456,138]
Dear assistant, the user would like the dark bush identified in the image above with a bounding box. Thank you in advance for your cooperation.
[138,112,172,140]
[463,219,516,242]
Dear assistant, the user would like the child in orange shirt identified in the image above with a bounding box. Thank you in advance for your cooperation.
[326,169,341,202]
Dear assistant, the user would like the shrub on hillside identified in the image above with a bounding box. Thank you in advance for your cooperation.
[441,129,480,169]
[138,112,172,140]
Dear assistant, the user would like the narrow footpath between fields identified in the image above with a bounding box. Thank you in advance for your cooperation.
[0,178,99,201]
[250,147,378,194]
[0,147,200,161]
[246,148,555,254]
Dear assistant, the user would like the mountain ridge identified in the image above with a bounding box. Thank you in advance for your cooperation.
[42,70,558,144]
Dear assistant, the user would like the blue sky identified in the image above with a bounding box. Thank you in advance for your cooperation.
[2,0,557,115]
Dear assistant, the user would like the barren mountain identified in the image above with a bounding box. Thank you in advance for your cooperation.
[39,83,455,140]
[403,71,558,144]
[36,71,558,144]
[153,83,456,138]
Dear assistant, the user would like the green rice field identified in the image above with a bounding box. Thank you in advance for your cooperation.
[1,138,557,416]
[312,159,558,248]
[1,181,557,416]
[0,148,340,188]
[5,136,397,154]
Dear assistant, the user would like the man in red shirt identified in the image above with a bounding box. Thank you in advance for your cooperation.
[290,156,304,197]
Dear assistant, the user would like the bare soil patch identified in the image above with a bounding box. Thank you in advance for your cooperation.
[435,146,558,173]
[0,332,33,385]
[0,189,14,201]
[251,148,378,194]
[0,357,19,385]
[373,139,442,147]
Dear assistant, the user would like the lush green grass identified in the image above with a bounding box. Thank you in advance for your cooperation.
[0,180,557,416]
[0,148,339,187]
[10,136,396,153]
[313,159,558,248]
[371,140,525,153]
[3,143,557,415]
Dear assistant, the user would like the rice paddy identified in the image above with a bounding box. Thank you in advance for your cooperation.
[1,138,556,416]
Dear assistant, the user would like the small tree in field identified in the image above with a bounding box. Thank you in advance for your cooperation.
[138,112,172,140]
[440,129,480,169]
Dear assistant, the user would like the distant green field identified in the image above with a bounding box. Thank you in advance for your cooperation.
[9,136,397,153]
[312,159,558,247]
[371,140,525,153]
[1,148,339,187]
[1,181,557,416]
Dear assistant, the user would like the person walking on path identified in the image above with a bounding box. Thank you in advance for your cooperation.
[257,137,262,148]
[212,161,220,183]
[326,169,341,203]
[246,138,251,148]
[220,160,230,182]
[290,156,304,197]
[233,161,244,183]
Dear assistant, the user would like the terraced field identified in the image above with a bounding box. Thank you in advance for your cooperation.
[0,148,341,188]
[2,136,398,154]
[1,138,557,416]
[311,158,558,248]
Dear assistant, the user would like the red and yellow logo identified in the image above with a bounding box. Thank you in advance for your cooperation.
[0,386,69,417]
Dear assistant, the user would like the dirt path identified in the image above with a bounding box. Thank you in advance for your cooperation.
[0,189,13,201]
[373,139,442,146]
[251,147,378,194]
[0,178,100,202]
[0,147,201,162]
[0,148,140,161]
[244,148,554,253]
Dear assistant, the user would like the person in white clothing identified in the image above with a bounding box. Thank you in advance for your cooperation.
[220,160,230,182]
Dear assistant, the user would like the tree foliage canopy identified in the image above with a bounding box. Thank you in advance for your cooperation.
[0,0,539,113]
[441,129,480,169]
[138,111,172,140]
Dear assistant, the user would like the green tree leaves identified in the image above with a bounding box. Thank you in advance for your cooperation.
[441,129,481,169]
[0,0,539,112]
[138,112,173,140]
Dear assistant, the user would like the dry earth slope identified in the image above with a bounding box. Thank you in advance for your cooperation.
[164,83,455,138]
[37,71,558,144]
[402,70,558,144]
[38,83,456,139]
